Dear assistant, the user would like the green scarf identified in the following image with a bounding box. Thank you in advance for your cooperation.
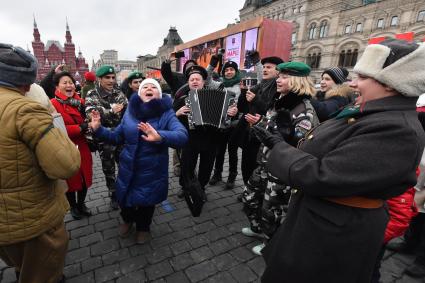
[222,71,241,88]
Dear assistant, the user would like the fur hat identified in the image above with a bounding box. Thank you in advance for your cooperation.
[322,67,349,85]
[353,39,425,97]
[185,65,208,81]
[84,71,96,82]
[261,56,284,66]
[138,78,162,98]
[221,61,239,76]
[0,43,38,86]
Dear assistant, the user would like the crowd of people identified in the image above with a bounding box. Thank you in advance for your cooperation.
[1,38,425,283]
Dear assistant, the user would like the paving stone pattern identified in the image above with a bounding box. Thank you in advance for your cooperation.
[0,151,422,282]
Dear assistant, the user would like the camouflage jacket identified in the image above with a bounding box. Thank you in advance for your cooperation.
[85,83,128,128]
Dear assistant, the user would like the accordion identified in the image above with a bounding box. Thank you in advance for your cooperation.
[185,88,234,129]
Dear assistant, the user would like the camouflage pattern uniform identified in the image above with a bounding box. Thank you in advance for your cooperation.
[242,99,319,238]
[85,83,128,203]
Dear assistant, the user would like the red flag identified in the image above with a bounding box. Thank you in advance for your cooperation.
[368,36,386,45]
[395,32,414,42]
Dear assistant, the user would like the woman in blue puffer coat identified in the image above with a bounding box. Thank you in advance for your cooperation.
[90,78,188,244]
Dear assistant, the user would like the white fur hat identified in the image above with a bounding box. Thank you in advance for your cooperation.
[138,78,162,98]
[353,39,425,97]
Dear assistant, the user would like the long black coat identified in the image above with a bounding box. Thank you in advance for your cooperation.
[262,95,425,283]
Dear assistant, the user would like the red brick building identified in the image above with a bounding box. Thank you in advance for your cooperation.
[32,18,89,82]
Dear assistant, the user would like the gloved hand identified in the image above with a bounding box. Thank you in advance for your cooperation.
[248,51,261,65]
[274,109,293,140]
[252,125,284,149]
[210,55,220,68]
[79,122,89,133]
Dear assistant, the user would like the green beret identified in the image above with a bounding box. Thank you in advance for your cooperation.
[127,71,145,82]
[276,62,311,77]
[96,65,115,77]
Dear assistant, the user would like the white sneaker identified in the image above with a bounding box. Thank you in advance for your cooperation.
[241,227,265,238]
[252,243,266,256]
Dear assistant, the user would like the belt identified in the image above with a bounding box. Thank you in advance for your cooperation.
[324,196,384,209]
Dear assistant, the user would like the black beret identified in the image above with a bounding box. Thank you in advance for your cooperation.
[261,56,284,66]
[221,61,239,76]
[185,65,208,81]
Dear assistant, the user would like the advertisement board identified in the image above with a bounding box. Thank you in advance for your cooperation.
[225,33,242,67]
[243,28,258,70]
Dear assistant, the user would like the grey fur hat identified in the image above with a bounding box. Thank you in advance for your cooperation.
[0,43,38,86]
[353,39,425,97]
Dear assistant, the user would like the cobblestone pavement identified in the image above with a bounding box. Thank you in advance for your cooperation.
[0,152,424,282]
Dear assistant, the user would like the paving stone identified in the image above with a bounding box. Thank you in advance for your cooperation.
[102,248,131,265]
[147,246,173,264]
[88,212,111,224]
[247,256,266,276]
[170,240,192,256]
[209,238,234,256]
[66,218,89,231]
[185,260,218,283]
[129,243,153,257]
[67,272,95,283]
[200,272,237,283]
[119,255,147,275]
[211,253,238,271]
[151,222,173,237]
[193,221,217,234]
[70,225,95,238]
[145,260,174,281]
[190,246,214,263]
[95,219,119,232]
[82,256,103,273]
[228,263,257,282]
[94,264,122,282]
[173,227,197,242]
[169,217,195,231]
[188,234,209,249]
[205,226,232,242]
[80,232,103,247]
[91,238,120,256]
[150,234,175,249]
[154,213,174,224]
[64,263,81,278]
[230,246,256,262]
[103,227,120,240]
[213,215,235,227]
[68,238,80,251]
[165,271,190,283]
[170,252,195,271]
[116,270,146,283]
[66,247,91,264]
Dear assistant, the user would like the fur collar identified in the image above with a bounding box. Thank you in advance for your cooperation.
[128,93,172,121]
[275,91,311,111]
[325,84,355,99]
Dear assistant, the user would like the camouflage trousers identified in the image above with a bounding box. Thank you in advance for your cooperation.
[98,143,122,196]
[242,165,290,238]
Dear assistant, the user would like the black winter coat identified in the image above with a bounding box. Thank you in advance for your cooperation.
[262,95,425,283]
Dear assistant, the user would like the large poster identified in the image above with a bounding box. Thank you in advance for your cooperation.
[243,28,258,70]
[189,39,222,69]
[225,32,242,67]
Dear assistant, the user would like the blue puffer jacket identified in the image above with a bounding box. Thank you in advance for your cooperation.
[95,94,188,207]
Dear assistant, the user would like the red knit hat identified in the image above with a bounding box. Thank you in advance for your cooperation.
[84,71,96,82]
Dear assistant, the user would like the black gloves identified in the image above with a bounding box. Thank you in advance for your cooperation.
[210,54,222,68]
[252,125,284,149]
[79,122,89,133]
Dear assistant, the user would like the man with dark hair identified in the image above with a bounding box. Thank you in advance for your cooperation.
[0,43,80,283]
[85,65,128,210]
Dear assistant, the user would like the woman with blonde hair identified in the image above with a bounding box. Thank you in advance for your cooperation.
[242,62,319,255]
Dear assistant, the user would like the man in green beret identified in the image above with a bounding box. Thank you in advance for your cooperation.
[125,71,145,99]
[85,65,128,210]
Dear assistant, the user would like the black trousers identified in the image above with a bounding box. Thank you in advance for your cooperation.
[66,184,88,208]
[180,145,216,189]
[213,129,238,175]
[241,135,261,184]
[405,213,425,260]
[120,206,155,232]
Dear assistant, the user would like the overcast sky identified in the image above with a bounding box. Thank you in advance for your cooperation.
[1,0,245,66]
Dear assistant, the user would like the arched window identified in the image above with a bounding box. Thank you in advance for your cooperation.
[306,52,321,69]
[338,49,358,67]
[390,16,398,26]
[319,21,328,38]
[356,23,363,32]
[417,10,425,22]
[377,18,384,28]
[308,23,317,40]
[345,25,351,34]
[291,32,297,45]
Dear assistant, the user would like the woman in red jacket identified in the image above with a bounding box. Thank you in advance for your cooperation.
[51,71,93,220]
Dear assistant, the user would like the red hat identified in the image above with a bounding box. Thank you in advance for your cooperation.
[84,71,96,82]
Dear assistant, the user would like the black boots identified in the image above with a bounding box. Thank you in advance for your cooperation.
[225,172,237,190]
[209,171,222,185]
